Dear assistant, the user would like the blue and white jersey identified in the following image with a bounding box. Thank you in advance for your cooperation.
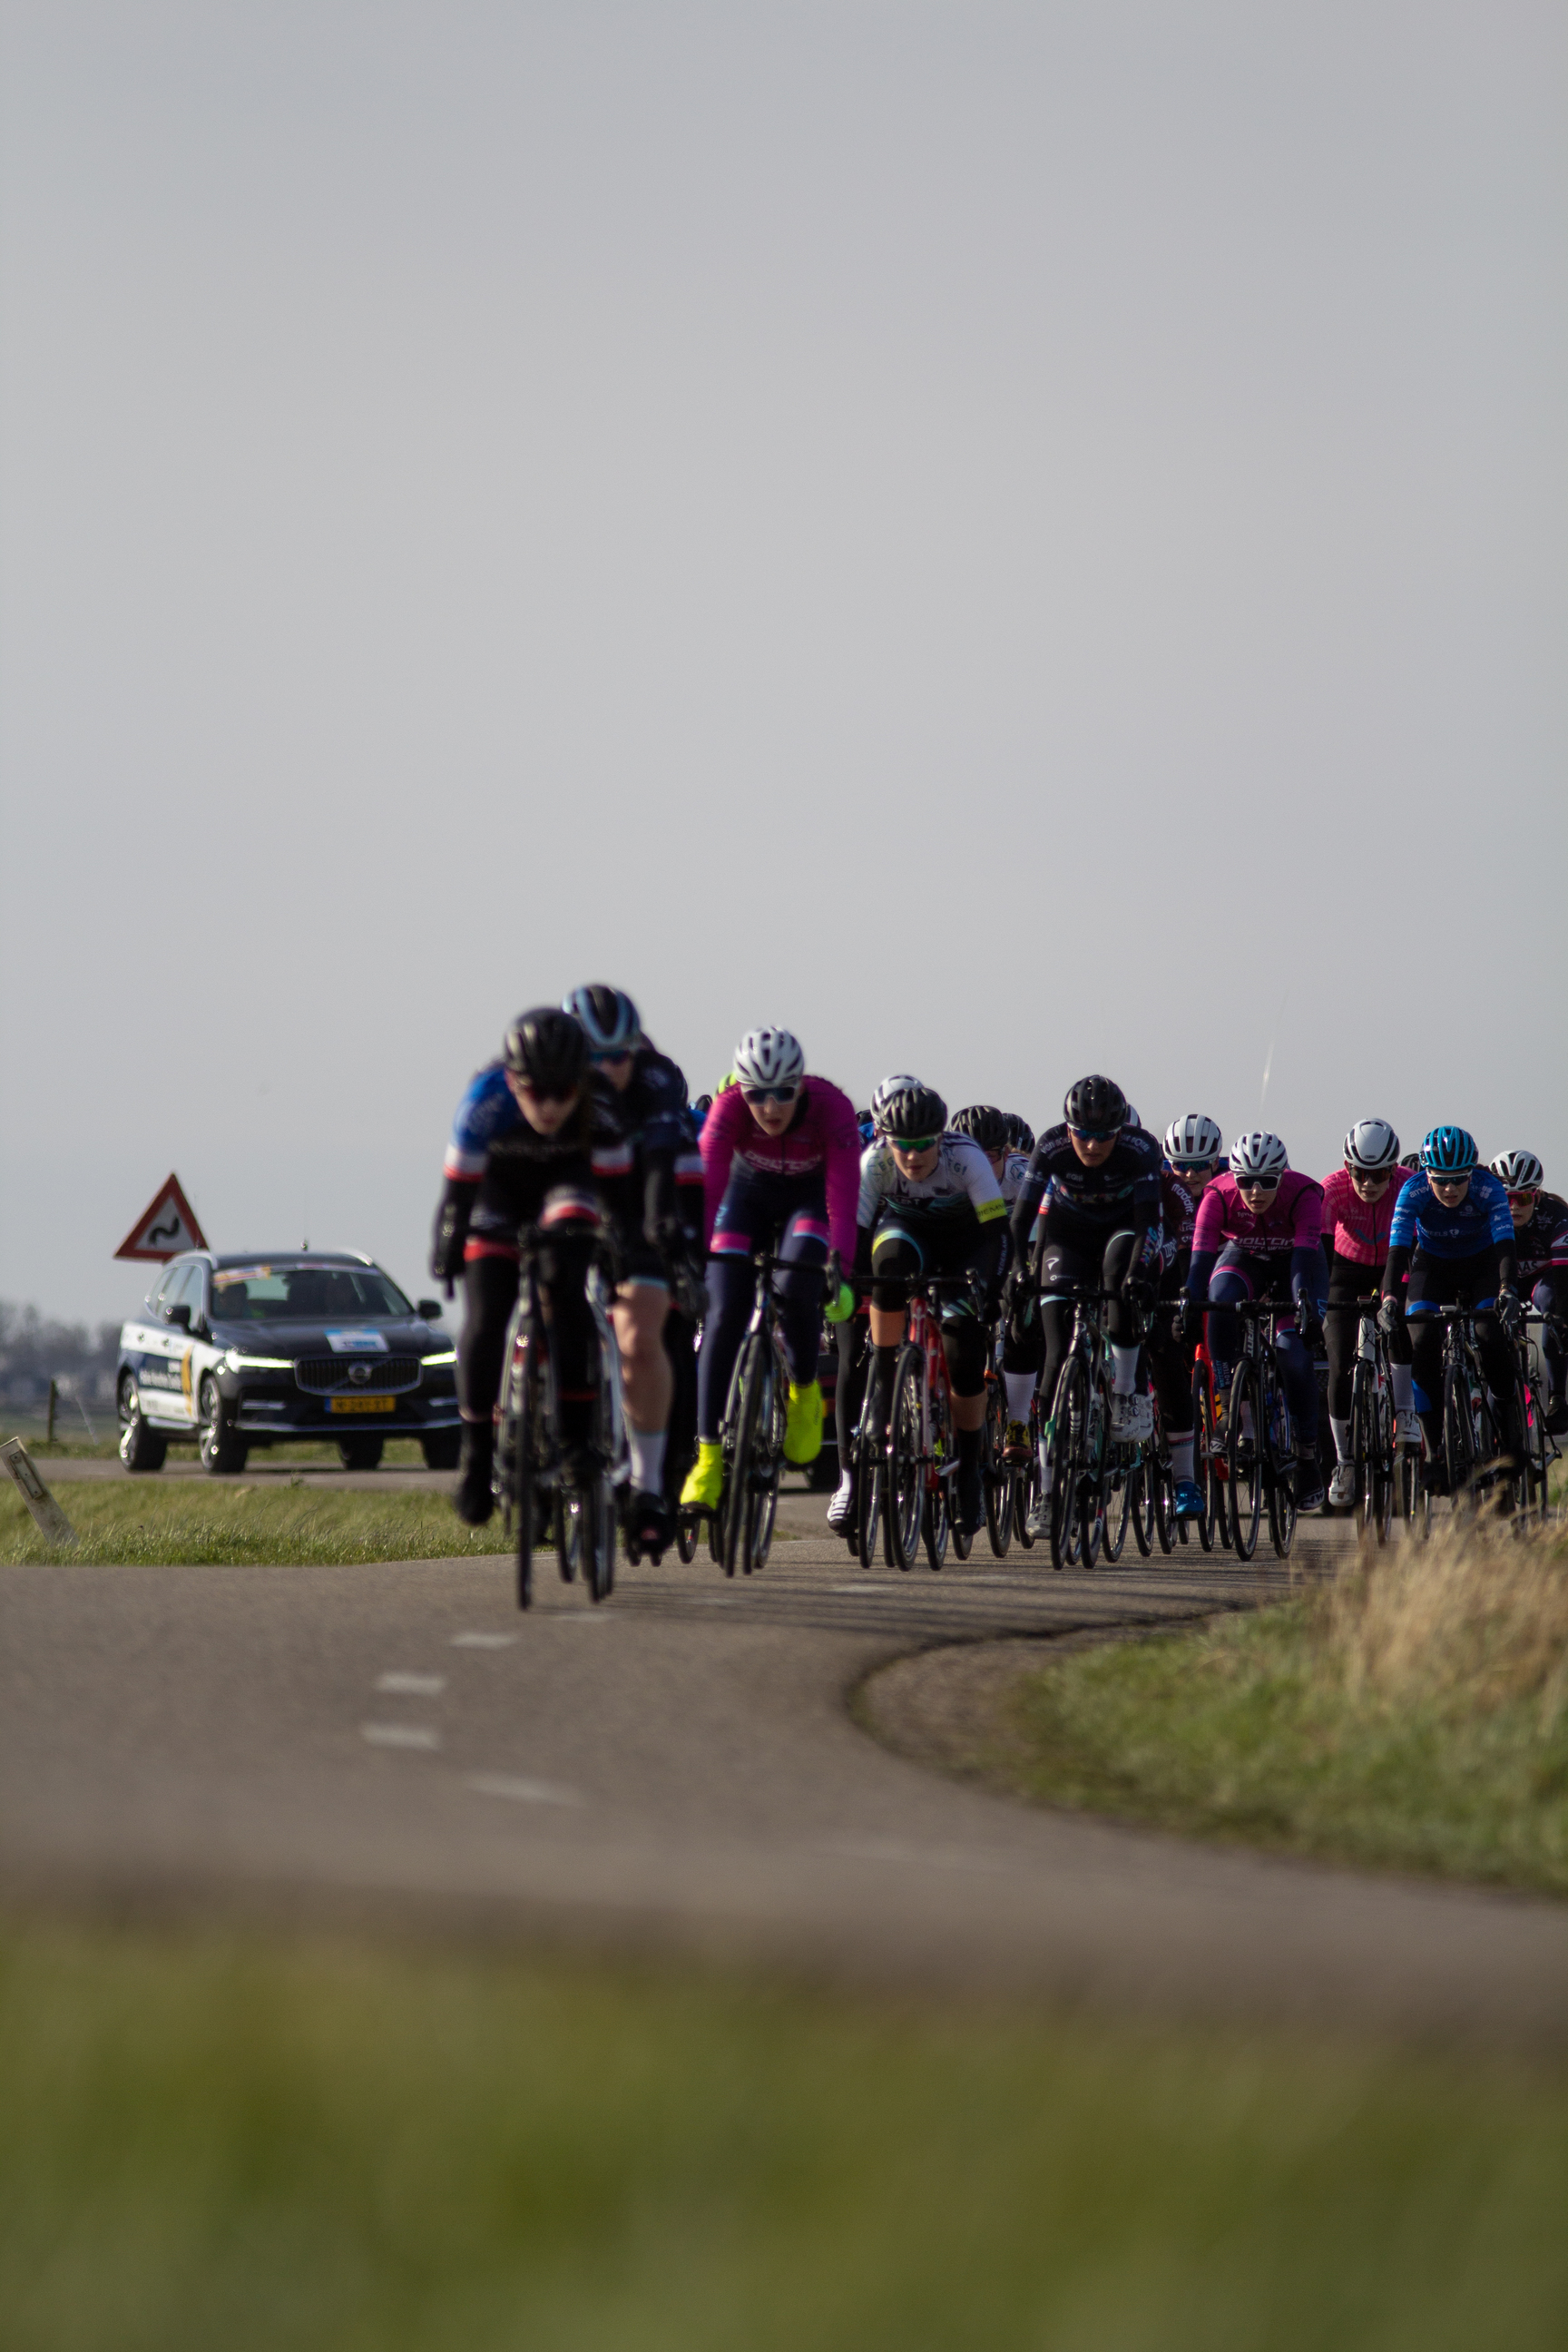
[443,1061,523,1181]
[1388,1167,1514,1259]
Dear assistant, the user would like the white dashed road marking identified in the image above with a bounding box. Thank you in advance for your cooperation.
[376,1672,446,1695]
[360,1723,441,1750]
[449,1632,518,1649]
[467,1772,586,1808]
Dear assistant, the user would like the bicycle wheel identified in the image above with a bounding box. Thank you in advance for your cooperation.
[887,1346,926,1573]
[1152,1446,1177,1553]
[1102,1451,1132,1563]
[855,1428,884,1569]
[984,1385,1014,1558]
[553,1489,579,1583]
[1397,1436,1429,1539]
[1365,1380,1395,1544]
[674,1511,699,1563]
[742,1346,789,1572]
[1265,1361,1297,1560]
[1443,1356,1475,1514]
[1190,1364,1216,1553]
[505,1338,546,1612]
[1046,1357,1089,1573]
[1013,1435,1041,1549]
[1131,1454,1156,1556]
[1227,1360,1263,1562]
[1520,1371,1553,1524]
[723,1335,779,1578]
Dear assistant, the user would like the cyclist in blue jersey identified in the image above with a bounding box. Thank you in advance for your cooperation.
[1378,1125,1520,1487]
[563,985,703,1557]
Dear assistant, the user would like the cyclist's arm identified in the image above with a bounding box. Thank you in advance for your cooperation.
[1185,1183,1224,1297]
[697,1090,743,1252]
[1008,1155,1047,1265]
[1381,1243,1411,1299]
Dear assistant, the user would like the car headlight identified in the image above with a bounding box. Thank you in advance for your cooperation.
[223,1349,294,1372]
[422,1349,457,1367]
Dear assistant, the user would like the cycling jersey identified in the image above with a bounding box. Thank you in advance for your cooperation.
[466,1082,634,1260]
[1387,1168,1514,1259]
[1158,1168,1201,1273]
[1515,1191,1568,1289]
[443,1060,527,1182]
[1191,1171,1323,1262]
[858,1133,1006,1232]
[613,1044,704,1262]
[996,1151,1033,1209]
[699,1076,862,1268]
[1010,1123,1163,1263]
[1318,1167,1406,1268]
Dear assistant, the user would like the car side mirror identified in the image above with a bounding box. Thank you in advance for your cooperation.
[416,1298,443,1321]
[164,1302,192,1329]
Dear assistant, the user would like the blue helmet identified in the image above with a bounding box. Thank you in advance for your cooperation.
[1420,1124,1478,1176]
[563,985,641,1057]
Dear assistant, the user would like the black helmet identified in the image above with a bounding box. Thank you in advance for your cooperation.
[876,1078,948,1142]
[1002,1113,1035,1155]
[563,984,640,1056]
[1063,1073,1126,1137]
[503,1005,588,1092]
[949,1104,1009,1153]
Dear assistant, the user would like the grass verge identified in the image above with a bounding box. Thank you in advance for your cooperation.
[3,1915,1567,2352]
[0,1481,509,1566]
[992,1523,1568,1895]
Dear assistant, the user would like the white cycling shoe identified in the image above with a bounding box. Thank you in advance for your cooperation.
[1328,1462,1356,1508]
[826,1472,857,1534]
[1396,1410,1422,1446]
[1110,1393,1154,1440]
[1026,1496,1053,1542]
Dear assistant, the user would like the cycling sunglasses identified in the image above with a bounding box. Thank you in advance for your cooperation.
[1067,1124,1119,1142]
[741,1083,800,1105]
[1506,1187,1541,1205]
[590,1048,634,1067]
[890,1134,941,1153]
[514,1079,577,1103]
[1237,1176,1280,1192]
[1171,1158,1218,1176]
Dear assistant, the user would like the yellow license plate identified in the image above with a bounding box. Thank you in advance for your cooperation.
[327,1395,397,1414]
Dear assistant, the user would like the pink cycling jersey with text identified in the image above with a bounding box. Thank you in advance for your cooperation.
[1318,1166,1403,1267]
[1191,1170,1323,1258]
[699,1077,862,1265]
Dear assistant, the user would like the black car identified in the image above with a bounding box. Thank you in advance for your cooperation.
[117,1250,462,1474]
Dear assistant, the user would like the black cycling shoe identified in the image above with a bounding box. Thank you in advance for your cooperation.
[956,1463,985,1536]
[1547,1396,1568,1438]
[624,1489,671,1561]
[454,1426,495,1526]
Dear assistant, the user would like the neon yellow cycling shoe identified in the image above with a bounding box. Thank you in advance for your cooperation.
[784,1378,824,1465]
[680,1440,724,1513]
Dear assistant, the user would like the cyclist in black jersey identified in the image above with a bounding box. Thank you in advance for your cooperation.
[434,1008,637,1525]
[1492,1150,1568,1435]
[564,985,702,1556]
[1007,1075,1163,1537]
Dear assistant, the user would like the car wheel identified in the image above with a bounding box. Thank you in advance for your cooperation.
[420,1431,461,1471]
[197,1376,248,1475]
[338,1435,385,1470]
[118,1374,167,1473]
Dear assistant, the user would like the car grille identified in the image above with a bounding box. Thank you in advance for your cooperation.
[293,1356,424,1396]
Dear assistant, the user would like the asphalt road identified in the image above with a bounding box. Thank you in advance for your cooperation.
[4,1482,1566,2046]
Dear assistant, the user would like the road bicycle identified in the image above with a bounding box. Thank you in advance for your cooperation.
[1404,1301,1519,1522]
[495,1230,622,1610]
[1513,1313,1563,1525]
[981,1357,1014,1558]
[1189,1338,1228,1552]
[1215,1298,1300,1563]
[852,1271,977,1573]
[702,1250,794,1579]
[1038,1285,1122,1573]
[1334,1292,1401,1543]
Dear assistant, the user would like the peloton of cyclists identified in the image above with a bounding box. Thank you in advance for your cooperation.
[1491,1151,1568,1436]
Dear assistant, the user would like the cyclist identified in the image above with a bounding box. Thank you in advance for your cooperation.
[1378,1126,1520,1489]
[948,1104,1047,1473]
[563,985,702,1557]
[950,1103,1030,1201]
[1002,1114,1036,1159]
[1151,1112,1223,1518]
[1318,1119,1416,1507]
[431,1008,636,1525]
[842,1080,1008,1536]
[1008,1076,1164,1535]
[1181,1132,1327,1513]
[1489,1150,1568,1436]
[681,1028,860,1514]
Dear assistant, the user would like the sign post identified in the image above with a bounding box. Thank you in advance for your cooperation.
[0,1437,76,1546]
[114,1175,207,1263]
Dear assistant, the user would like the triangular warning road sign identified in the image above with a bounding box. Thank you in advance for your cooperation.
[114,1174,208,1262]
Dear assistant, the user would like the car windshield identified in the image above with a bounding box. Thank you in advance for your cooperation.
[209,1264,413,1322]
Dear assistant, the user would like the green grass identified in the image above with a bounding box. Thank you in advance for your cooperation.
[7,1429,436,1465]
[2,1916,1566,2352]
[0,1480,509,1566]
[995,1529,1568,1895]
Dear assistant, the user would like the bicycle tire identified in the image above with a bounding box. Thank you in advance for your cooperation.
[1131,1455,1155,1556]
[1013,1437,1040,1548]
[1443,1354,1475,1514]
[856,1427,884,1569]
[1152,1448,1177,1553]
[1227,1359,1263,1562]
[1080,1374,1110,1570]
[887,1345,926,1573]
[1367,1377,1395,1544]
[674,1511,699,1564]
[723,1335,775,1579]
[742,1346,788,1572]
[1522,1371,1553,1523]
[984,1385,1014,1558]
[1398,1438,1429,1539]
[1102,1453,1132,1562]
[1047,1357,1089,1573]
[1190,1362,1216,1553]
[553,1489,578,1583]
[1265,1357,1297,1560]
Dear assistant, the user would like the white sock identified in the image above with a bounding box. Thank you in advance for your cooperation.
[1110,1345,1140,1397]
[626,1426,667,1494]
[1004,1373,1036,1423]
[1391,1362,1414,1412]
[1330,1416,1352,1465]
[1170,1436,1195,1483]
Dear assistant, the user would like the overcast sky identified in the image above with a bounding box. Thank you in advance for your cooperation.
[3,0,1563,1327]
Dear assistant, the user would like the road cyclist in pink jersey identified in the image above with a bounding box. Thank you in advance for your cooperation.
[680,1027,861,1515]
[1179,1131,1328,1513]
[1318,1118,1417,1508]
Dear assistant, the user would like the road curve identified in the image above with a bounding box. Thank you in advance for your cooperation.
[3,1488,1565,2047]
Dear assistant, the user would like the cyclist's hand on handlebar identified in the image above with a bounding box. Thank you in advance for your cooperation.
[823,1279,857,1325]
[1120,1269,1153,1313]
[1377,1293,1404,1337]
[1174,1294,1198,1345]
[1496,1286,1523,1340]
[1297,1306,1324,1354]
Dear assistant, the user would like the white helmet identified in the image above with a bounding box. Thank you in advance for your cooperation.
[1230,1131,1289,1181]
[732,1026,805,1091]
[1344,1118,1400,1174]
[1166,1112,1222,1166]
[1123,1103,1142,1131]
[1491,1148,1544,1193]
[870,1073,923,1128]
